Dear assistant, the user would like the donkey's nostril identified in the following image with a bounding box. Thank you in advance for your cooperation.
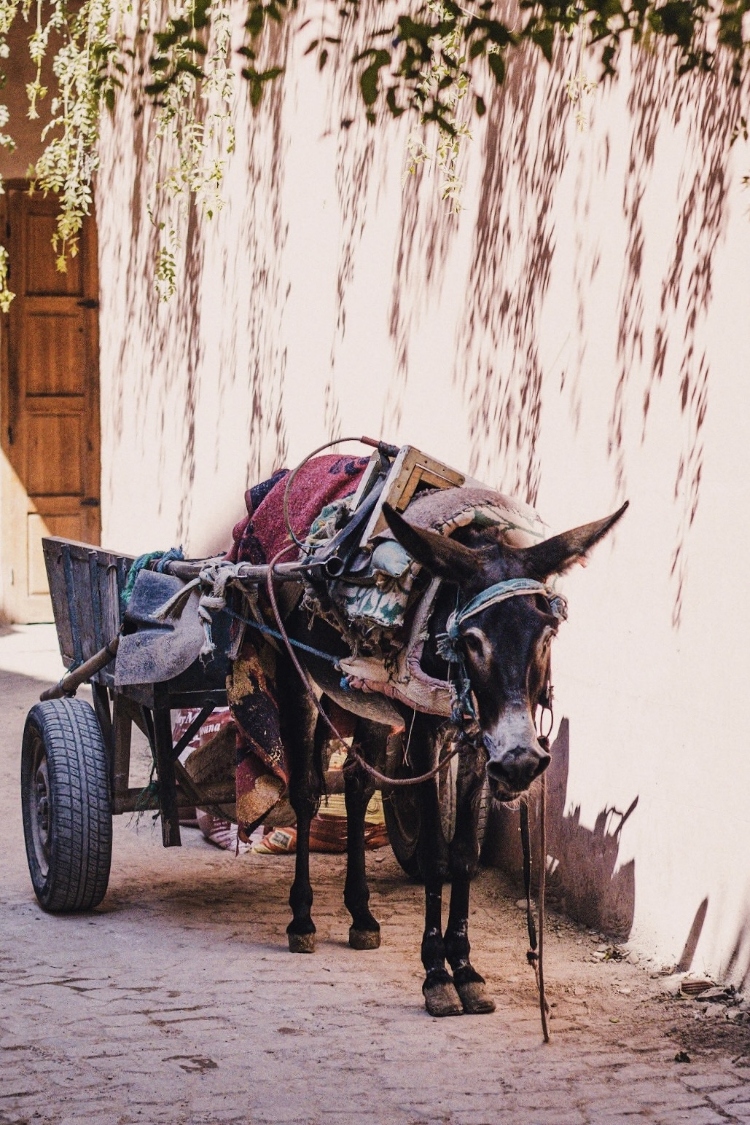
[536,750,551,776]
[486,760,505,783]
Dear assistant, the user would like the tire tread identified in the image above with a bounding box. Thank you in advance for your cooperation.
[21,698,112,912]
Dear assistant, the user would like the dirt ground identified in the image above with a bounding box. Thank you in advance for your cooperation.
[3,626,750,1125]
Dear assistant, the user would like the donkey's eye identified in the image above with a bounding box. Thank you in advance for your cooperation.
[462,628,490,666]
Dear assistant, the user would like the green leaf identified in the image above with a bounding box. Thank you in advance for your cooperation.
[487,50,505,83]
[386,86,405,116]
[175,59,205,79]
[360,64,380,105]
[246,6,264,36]
[475,94,486,115]
[531,25,554,61]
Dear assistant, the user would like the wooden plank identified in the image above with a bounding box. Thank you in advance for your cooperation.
[70,547,98,661]
[152,697,181,847]
[42,538,75,664]
[42,537,135,668]
[111,694,133,813]
[363,446,466,541]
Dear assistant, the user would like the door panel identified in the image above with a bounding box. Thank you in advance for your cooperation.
[25,217,83,295]
[25,307,86,394]
[1,187,100,623]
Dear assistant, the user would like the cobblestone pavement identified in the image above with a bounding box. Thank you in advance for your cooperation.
[2,627,750,1125]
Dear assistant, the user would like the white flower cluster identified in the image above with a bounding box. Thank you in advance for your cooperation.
[148,0,236,300]
[404,0,472,213]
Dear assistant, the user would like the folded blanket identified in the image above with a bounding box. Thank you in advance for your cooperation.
[227,454,369,565]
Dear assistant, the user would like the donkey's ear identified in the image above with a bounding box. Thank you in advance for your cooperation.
[382,503,480,584]
[516,502,629,580]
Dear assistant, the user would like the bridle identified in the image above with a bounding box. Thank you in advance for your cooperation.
[435,577,568,724]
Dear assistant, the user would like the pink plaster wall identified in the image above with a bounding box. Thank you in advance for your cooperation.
[92,10,750,981]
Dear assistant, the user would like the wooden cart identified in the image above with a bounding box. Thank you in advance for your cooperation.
[19,531,491,913]
[20,536,235,912]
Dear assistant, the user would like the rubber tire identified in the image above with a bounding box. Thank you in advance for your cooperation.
[384,727,490,882]
[382,761,423,880]
[21,698,112,912]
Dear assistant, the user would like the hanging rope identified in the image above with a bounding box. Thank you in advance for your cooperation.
[121,547,185,608]
[520,728,552,1043]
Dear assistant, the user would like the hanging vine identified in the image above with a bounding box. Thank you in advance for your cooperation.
[0,0,748,300]
[404,0,473,212]
[145,0,236,299]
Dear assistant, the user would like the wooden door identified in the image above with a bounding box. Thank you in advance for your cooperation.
[0,186,100,623]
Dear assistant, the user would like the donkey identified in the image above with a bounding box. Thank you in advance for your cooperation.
[276,498,628,1017]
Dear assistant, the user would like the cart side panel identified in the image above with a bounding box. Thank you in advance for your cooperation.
[71,548,98,663]
[42,537,135,674]
[43,540,75,667]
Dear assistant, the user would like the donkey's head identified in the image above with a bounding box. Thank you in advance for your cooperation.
[383,500,628,802]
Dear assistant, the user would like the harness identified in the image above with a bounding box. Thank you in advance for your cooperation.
[435,578,568,724]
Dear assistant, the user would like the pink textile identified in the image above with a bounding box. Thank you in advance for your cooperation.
[227,454,369,565]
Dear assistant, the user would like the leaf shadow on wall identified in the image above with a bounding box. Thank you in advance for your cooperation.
[486,718,637,939]
[97,3,290,546]
[608,53,745,627]
[455,41,572,504]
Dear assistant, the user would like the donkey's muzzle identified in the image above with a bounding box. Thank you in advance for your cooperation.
[485,744,550,801]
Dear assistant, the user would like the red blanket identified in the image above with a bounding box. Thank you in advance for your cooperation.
[227,454,369,565]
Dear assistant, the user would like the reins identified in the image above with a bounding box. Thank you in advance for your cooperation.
[520,684,554,1044]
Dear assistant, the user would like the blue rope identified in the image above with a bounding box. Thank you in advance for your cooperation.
[220,604,341,668]
[121,548,185,608]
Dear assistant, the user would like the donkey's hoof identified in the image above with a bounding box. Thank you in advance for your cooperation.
[349,927,381,950]
[424,981,463,1017]
[456,980,496,1015]
[288,932,316,954]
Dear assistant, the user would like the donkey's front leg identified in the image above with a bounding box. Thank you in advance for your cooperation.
[414,716,463,1017]
[444,747,495,1014]
[284,675,322,954]
[344,720,387,950]
[421,875,463,1016]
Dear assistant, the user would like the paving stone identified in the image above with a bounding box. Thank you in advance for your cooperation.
[0,642,747,1125]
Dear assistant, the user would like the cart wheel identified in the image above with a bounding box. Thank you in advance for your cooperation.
[21,698,112,912]
[384,727,490,882]
[382,765,423,880]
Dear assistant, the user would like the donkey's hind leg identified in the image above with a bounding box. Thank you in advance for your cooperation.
[283,668,323,954]
[444,743,495,1014]
[344,719,388,950]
